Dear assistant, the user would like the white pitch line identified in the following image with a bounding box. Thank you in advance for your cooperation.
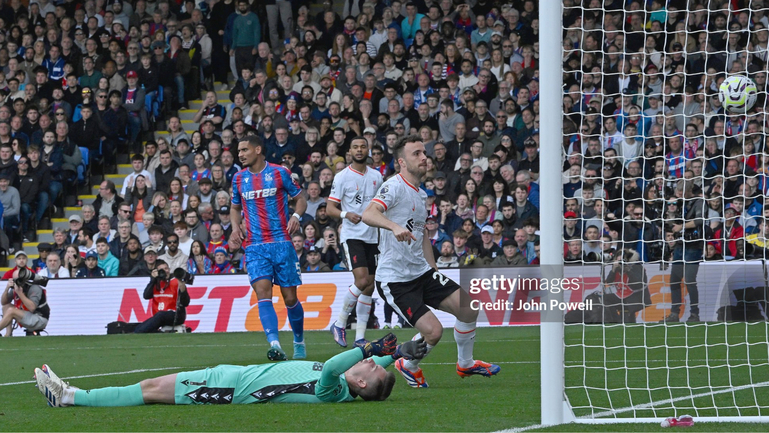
[1,366,193,386]
[492,380,769,433]
[1,361,531,387]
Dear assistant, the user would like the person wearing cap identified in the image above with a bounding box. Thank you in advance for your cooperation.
[121,69,147,144]
[477,224,502,260]
[211,246,236,274]
[75,250,107,278]
[303,245,331,272]
[318,74,343,106]
[32,243,53,272]
[491,239,527,266]
[2,250,32,280]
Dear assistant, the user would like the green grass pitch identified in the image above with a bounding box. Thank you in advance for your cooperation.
[2,326,769,432]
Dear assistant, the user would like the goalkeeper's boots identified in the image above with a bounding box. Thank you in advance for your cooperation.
[394,358,429,388]
[267,344,287,361]
[330,324,348,348]
[456,360,501,378]
[353,338,368,349]
[35,364,74,407]
[293,341,306,360]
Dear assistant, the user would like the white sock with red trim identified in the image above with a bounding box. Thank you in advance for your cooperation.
[455,320,476,369]
[355,295,372,341]
[335,284,362,328]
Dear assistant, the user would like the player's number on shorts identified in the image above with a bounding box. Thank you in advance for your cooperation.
[433,271,449,286]
[295,262,301,277]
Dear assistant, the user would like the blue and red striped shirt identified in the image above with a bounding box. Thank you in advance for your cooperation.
[231,163,302,247]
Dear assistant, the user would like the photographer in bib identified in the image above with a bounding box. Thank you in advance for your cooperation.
[0,268,50,337]
[601,249,651,323]
[133,261,192,334]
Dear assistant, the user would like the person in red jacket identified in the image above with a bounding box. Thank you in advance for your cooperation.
[2,250,34,280]
[714,204,744,259]
[134,261,190,333]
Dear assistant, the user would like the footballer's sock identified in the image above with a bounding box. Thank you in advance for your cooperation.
[335,284,362,328]
[286,300,305,343]
[355,295,372,341]
[403,344,434,372]
[73,384,144,407]
[454,320,477,369]
[258,299,280,346]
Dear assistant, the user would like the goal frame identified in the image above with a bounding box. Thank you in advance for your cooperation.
[539,1,769,426]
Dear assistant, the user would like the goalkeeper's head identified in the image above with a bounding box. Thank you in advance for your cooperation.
[345,359,397,401]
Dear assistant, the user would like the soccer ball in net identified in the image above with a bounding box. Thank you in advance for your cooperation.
[718,75,758,114]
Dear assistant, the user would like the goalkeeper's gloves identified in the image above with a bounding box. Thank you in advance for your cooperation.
[359,333,397,358]
[393,337,427,360]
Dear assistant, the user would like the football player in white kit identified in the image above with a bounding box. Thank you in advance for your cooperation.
[327,137,383,348]
[362,135,501,388]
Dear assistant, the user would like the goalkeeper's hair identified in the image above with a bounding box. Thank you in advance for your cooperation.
[358,371,397,401]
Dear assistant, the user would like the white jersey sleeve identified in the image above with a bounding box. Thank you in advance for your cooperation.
[329,167,382,244]
[373,175,432,283]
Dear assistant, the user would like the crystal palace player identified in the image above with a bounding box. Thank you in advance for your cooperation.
[230,136,308,361]
[35,335,428,407]
[327,137,383,348]
[362,135,500,387]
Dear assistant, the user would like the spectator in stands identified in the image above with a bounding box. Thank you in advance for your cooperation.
[292,232,307,268]
[118,237,144,276]
[158,233,188,272]
[184,209,209,244]
[0,173,19,246]
[31,243,50,273]
[211,247,236,274]
[93,180,124,220]
[436,240,459,268]
[95,236,119,277]
[38,252,69,278]
[303,245,330,272]
[63,245,85,276]
[187,239,212,274]
[206,223,227,254]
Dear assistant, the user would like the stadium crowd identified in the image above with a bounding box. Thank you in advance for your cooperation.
[2,0,767,281]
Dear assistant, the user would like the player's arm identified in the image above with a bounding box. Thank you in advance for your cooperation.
[362,201,416,243]
[287,193,306,235]
[229,203,244,245]
[326,200,362,224]
[422,228,438,270]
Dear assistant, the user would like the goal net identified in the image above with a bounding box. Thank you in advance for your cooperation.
[553,0,769,424]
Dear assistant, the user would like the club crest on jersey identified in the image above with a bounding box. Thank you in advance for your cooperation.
[265,172,273,182]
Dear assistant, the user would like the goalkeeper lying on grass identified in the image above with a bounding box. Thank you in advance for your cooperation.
[35,334,425,407]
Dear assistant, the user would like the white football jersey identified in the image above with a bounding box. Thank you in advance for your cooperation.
[328,166,383,244]
[372,174,432,283]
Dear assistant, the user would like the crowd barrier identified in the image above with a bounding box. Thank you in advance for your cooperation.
[22,263,767,335]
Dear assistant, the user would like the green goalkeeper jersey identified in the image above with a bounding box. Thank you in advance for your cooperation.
[174,349,395,404]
